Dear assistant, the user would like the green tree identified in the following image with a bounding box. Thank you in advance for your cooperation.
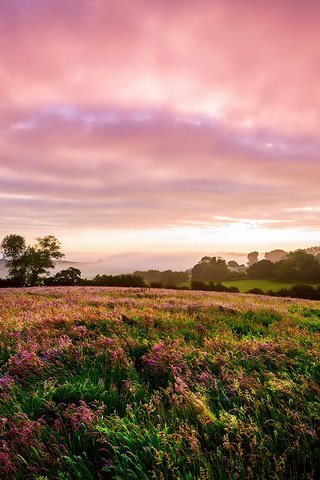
[133,269,189,286]
[54,267,82,286]
[275,250,320,282]
[1,234,64,286]
[192,256,229,282]
[0,234,27,286]
[25,236,64,286]
[247,259,276,278]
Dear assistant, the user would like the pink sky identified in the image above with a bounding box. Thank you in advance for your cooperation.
[1,0,319,260]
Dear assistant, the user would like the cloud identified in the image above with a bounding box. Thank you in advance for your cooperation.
[1,0,320,133]
[0,1,319,252]
[0,107,319,236]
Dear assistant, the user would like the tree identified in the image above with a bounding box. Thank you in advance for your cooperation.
[264,249,287,263]
[247,259,276,278]
[0,234,27,286]
[247,251,259,267]
[53,267,82,286]
[133,269,189,286]
[92,274,145,287]
[306,246,320,256]
[227,261,239,268]
[191,256,230,282]
[275,250,320,282]
[25,236,64,286]
[0,234,64,286]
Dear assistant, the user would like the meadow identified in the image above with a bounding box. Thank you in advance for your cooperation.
[0,287,320,479]
[221,279,320,293]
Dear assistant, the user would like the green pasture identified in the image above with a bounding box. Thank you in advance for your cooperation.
[222,278,319,293]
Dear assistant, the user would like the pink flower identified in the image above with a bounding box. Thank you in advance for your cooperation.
[0,451,15,475]
[54,419,62,432]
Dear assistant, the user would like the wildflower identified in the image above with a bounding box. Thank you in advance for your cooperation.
[0,451,15,475]
[111,347,125,364]
[8,349,45,379]
[54,420,62,432]
[64,401,102,432]
[0,374,14,395]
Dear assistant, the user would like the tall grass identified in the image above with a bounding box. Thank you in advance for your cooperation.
[0,287,320,478]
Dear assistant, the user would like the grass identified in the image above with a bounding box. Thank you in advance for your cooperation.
[222,278,319,293]
[0,286,320,479]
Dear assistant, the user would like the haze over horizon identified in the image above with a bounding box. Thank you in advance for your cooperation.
[1,0,319,258]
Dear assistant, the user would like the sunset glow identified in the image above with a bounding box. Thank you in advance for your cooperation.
[1,0,319,261]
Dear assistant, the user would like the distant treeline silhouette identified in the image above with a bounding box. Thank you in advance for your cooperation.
[1,233,320,300]
[44,271,146,288]
[133,269,189,288]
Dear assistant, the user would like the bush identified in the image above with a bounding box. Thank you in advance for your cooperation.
[246,288,265,295]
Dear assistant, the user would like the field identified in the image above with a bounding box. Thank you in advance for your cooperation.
[1,287,320,479]
[222,279,319,293]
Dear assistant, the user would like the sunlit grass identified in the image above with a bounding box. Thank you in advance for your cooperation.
[0,286,320,479]
[222,278,319,293]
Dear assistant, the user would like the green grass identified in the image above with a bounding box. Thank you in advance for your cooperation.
[1,286,320,479]
[222,278,319,293]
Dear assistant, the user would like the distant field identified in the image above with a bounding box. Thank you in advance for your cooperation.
[222,278,319,293]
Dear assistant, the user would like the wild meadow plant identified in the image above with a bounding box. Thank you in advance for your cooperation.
[0,286,320,478]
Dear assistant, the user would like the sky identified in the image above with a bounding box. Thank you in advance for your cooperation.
[1,0,319,263]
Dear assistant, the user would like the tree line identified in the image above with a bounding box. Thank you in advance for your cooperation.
[1,234,320,299]
[246,250,320,282]
[191,249,320,283]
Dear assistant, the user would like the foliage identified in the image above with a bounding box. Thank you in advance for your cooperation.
[268,284,320,300]
[0,234,64,286]
[0,234,27,286]
[227,260,239,268]
[192,256,230,282]
[1,287,320,478]
[247,251,259,266]
[50,267,82,286]
[232,248,320,287]
[247,260,276,278]
[264,249,287,263]
[306,246,320,256]
[133,269,189,286]
[92,274,145,287]
[191,280,239,293]
[275,250,320,282]
[246,288,265,295]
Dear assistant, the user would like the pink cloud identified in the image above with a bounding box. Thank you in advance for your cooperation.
[0,1,319,250]
[0,108,319,234]
[0,0,320,134]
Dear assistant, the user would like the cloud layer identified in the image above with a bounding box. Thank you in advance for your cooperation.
[0,0,319,254]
